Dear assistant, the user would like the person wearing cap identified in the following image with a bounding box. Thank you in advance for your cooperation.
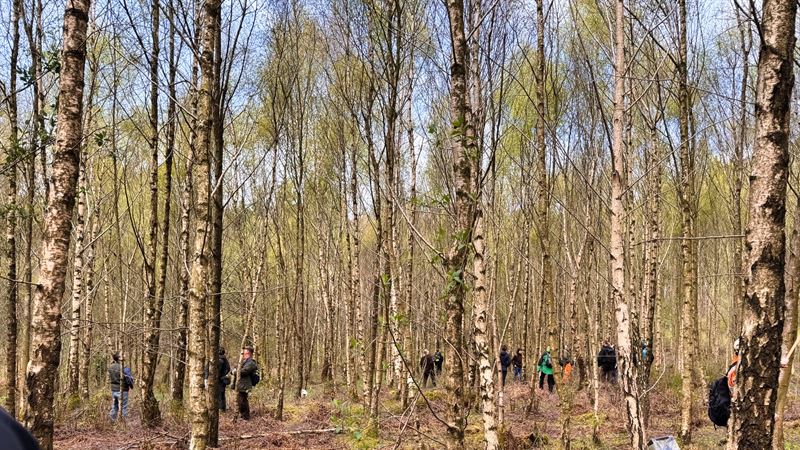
[108,352,134,421]
[537,347,555,393]
[235,346,258,420]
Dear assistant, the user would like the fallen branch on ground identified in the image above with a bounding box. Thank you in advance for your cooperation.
[220,427,339,441]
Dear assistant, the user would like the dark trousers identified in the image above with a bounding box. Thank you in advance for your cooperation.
[501,369,508,386]
[237,391,250,420]
[539,372,555,392]
[422,370,436,388]
[218,383,226,411]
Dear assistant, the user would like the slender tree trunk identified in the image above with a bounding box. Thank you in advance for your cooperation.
[443,0,476,445]
[188,0,220,445]
[731,4,751,342]
[141,0,162,425]
[4,0,21,418]
[775,193,800,449]
[67,159,87,399]
[207,11,224,443]
[729,1,796,447]
[23,0,91,445]
[610,1,645,447]
[19,0,43,410]
[676,0,698,442]
[173,46,199,403]
[80,216,99,401]
[472,211,498,449]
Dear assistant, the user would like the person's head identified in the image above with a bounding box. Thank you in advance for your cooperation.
[501,345,508,352]
[219,348,226,356]
[517,349,523,355]
[423,349,429,355]
[546,347,552,353]
[112,352,122,363]
[733,337,741,355]
[242,346,254,359]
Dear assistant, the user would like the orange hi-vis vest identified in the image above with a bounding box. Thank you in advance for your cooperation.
[727,354,739,388]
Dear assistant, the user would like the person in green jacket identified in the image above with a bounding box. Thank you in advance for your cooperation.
[537,347,555,393]
[235,346,259,420]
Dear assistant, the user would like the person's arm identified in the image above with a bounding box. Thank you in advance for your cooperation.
[239,360,255,377]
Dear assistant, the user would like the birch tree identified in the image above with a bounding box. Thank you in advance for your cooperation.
[23,0,91,446]
[729,0,797,447]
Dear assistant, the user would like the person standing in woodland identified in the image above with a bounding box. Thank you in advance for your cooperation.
[433,349,444,376]
[537,347,555,393]
[217,349,231,411]
[108,353,134,422]
[234,346,258,420]
[499,345,512,386]
[420,349,436,388]
[512,349,524,382]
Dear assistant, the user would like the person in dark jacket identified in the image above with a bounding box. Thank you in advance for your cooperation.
[108,352,134,421]
[420,349,436,388]
[433,349,444,376]
[512,349,524,382]
[218,348,231,411]
[0,408,40,450]
[235,346,259,420]
[499,345,512,386]
[597,341,617,383]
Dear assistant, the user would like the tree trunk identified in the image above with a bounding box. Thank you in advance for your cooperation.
[141,0,162,426]
[188,0,220,445]
[207,11,224,442]
[775,193,800,449]
[80,217,99,401]
[676,0,698,442]
[730,1,796,447]
[472,211,498,449]
[23,0,91,445]
[173,50,199,403]
[443,0,476,444]
[4,0,21,418]
[610,1,645,447]
[67,159,87,399]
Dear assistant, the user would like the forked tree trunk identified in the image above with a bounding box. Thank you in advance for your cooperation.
[23,0,91,446]
[610,0,645,447]
[729,1,796,447]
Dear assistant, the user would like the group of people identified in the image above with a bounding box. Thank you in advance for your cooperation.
[107,345,261,422]
[419,349,444,387]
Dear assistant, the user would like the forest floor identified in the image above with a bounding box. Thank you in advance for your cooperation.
[52,376,800,449]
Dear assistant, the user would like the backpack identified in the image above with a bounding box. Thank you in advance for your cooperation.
[123,369,135,389]
[707,376,731,427]
[538,353,552,369]
[250,366,261,387]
